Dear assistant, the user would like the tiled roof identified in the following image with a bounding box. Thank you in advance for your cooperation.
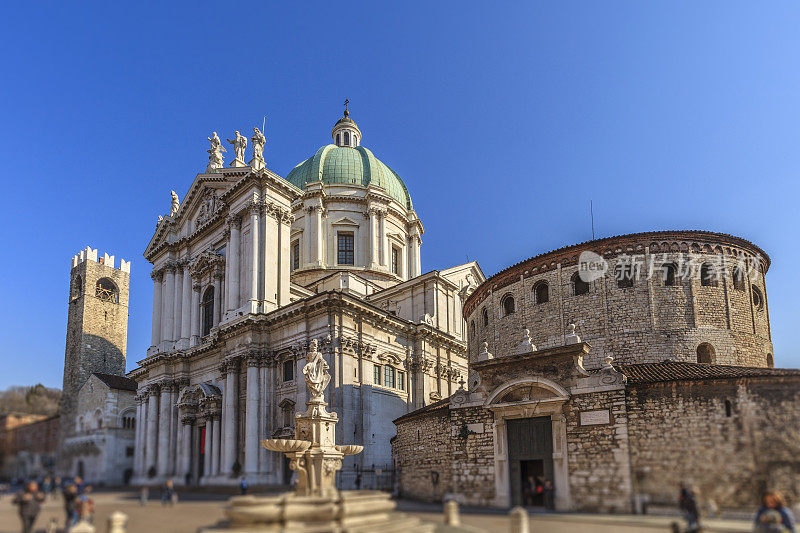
[393,398,451,424]
[93,373,138,392]
[617,361,800,385]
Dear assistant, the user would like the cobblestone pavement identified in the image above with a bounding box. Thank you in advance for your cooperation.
[0,490,750,533]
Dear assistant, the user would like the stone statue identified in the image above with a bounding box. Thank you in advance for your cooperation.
[227,130,247,167]
[206,132,226,172]
[250,126,266,169]
[302,339,330,403]
[170,191,180,217]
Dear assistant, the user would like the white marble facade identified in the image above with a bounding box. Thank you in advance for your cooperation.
[130,113,484,486]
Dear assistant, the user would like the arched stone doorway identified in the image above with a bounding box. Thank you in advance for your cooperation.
[485,377,571,510]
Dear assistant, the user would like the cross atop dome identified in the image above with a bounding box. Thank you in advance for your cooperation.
[332,99,361,147]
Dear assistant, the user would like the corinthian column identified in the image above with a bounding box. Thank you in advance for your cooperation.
[244,353,260,477]
[150,271,162,351]
[210,415,220,477]
[180,265,192,349]
[172,265,183,343]
[310,202,324,267]
[221,357,239,475]
[277,210,292,306]
[263,204,279,311]
[213,269,223,327]
[161,264,175,351]
[157,382,173,476]
[145,386,160,475]
[368,207,378,269]
[248,202,261,314]
[378,209,388,267]
[225,216,241,317]
[133,397,145,477]
[190,280,201,347]
[202,419,212,481]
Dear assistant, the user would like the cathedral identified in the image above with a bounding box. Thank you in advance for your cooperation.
[129,109,483,486]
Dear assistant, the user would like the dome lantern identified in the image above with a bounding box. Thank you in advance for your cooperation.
[332,99,361,148]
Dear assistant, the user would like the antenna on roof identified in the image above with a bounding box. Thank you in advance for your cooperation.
[590,200,595,240]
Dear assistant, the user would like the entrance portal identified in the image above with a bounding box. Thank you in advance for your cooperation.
[507,417,553,507]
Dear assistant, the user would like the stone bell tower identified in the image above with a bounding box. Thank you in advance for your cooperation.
[59,247,131,466]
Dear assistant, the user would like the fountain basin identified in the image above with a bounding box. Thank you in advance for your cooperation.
[261,438,311,453]
[334,444,364,456]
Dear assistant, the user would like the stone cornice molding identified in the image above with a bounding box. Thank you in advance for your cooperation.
[464,230,772,317]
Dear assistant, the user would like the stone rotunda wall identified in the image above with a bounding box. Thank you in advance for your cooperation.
[464,231,773,369]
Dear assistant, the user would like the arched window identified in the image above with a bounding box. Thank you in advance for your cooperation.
[533,281,549,304]
[95,278,119,303]
[201,287,214,336]
[615,264,634,288]
[766,353,774,368]
[732,266,745,291]
[662,264,677,286]
[502,294,515,316]
[336,133,341,145]
[752,286,764,310]
[572,273,590,296]
[344,131,350,145]
[700,263,718,287]
[482,308,489,327]
[724,400,732,417]
[697,343,715,364]
[72,276,83,299]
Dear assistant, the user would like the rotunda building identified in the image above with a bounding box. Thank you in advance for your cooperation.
[463,230,773,369]
[286,109,423,289]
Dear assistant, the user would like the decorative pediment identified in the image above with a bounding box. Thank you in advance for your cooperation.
[330,216,361,227]
[486,377,569,408]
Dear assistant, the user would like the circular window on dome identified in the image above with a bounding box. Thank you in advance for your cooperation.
[752,286,764,311]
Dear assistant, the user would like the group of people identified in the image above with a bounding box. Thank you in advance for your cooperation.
[677,485,795,533]
[10,476,94,533]
[522,475,555,510]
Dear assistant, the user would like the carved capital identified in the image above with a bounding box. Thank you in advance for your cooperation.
[226,214,241,229]
[248,200,261,216]
[150,270,163,283]
[245,351,261,367]
[148,383,161,396]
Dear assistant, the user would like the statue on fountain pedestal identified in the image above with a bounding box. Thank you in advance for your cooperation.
[302,339,330,404]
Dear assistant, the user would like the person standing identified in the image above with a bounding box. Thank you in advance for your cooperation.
[63,483,79,528]
[240,477,249,495]
[543,479,555,511]
[139,485,149,506]
[754,491,795,533]
[161,480,175,506]
[12,481,45,533]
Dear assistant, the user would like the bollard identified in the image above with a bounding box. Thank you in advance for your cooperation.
[107,510,128,533]
[47,518,58,533]
[443,499,461,526]
[70,519,96,533]
[509,506,529,533]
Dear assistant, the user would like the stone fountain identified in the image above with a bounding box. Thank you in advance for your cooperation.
[204,339,433,532]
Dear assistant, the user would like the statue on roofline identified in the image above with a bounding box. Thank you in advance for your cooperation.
[227,130,247,167]
[206,131,225,172]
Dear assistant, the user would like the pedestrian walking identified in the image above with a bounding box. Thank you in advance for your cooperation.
[678,483,702,532]
[139,485,149,506]
[63,483,79,528]
[754,491,795,533]
[240,477,248,495]
[12,480,45,533]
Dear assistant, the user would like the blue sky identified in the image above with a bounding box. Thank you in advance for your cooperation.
[2,3,799,389]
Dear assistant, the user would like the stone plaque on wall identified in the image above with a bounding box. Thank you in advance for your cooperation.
[580,409,610,426]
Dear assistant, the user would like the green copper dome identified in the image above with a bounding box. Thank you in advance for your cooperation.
[286,145,413,210]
